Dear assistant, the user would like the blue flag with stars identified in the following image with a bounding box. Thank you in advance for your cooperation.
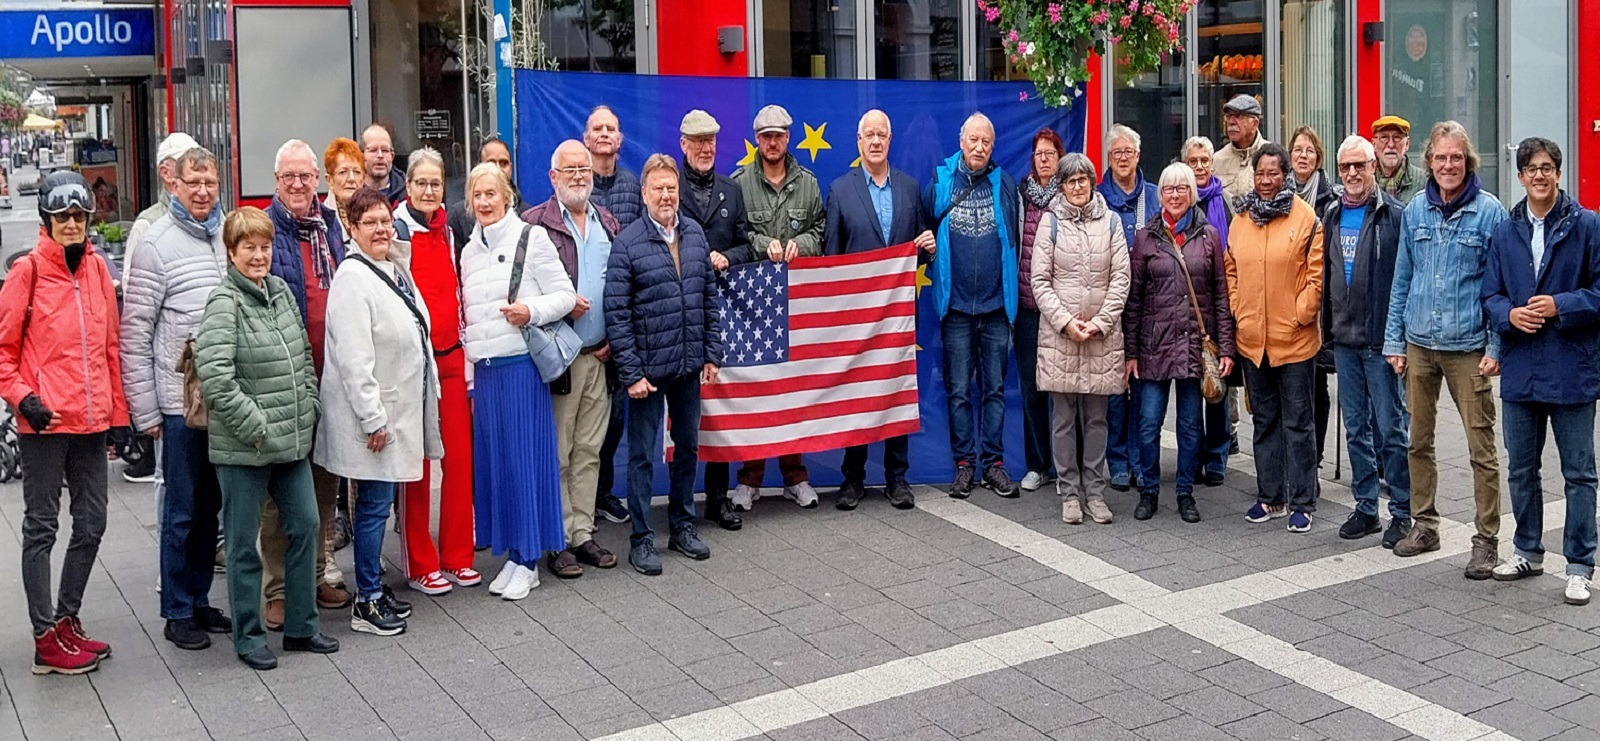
[717,260,790,368]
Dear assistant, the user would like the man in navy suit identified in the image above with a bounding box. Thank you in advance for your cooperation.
[824,109,936,511]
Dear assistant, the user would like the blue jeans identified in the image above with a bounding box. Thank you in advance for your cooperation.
[1137,378,1203,497]
[941,309,1010,468]
[1107,384,1143,482]
[1199,389,1232,477]
[1503,400,1598,576]
[352,479,396,602]
[1334,347,1412,517]
[159,416,221,621]
[626,373,700,542]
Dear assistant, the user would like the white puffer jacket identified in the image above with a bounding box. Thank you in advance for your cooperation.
[119,212,226,431]
[459,211,576,363]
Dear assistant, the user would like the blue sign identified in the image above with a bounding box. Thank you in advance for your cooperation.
[0,9,156,59]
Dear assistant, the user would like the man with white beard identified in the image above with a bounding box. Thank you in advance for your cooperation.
[521,140,623,578]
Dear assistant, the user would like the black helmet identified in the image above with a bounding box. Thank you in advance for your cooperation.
[38,171,93,217]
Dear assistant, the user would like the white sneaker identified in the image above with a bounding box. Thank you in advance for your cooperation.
[783,481,820,508]
[1491,553,1543,581]
[1020,471,1047,492]
[1567,575,1592,606]
[487,560,519,596]
[731,484,759,511]
[501,564,540,601]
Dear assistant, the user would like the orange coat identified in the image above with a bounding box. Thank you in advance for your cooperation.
[1224,198,1325,366]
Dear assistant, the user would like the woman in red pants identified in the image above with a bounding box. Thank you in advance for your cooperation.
[392,147,478,594]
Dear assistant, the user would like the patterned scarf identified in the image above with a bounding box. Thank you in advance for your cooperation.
[1375,159,1416,197]
[295,210,336,289]
[1237,184,1297,226]
[1058,191,1108,224]
[1022,172,1064,211]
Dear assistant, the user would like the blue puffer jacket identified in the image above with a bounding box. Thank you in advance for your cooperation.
[1482,193,1600,404]
[1098,170,1160,249]
[267,196,347,321]
[604,216,724,387]
[594,167,645,231]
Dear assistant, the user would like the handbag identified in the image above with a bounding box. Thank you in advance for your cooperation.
[1165,241,1226,403]
[507,224,583,384]
[178,337,208,429]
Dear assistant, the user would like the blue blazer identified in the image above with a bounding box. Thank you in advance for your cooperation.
[823,167,928,255]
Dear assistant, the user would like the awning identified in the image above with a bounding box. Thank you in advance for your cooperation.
[20,113,61,131]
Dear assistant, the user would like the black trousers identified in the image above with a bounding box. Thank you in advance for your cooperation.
[1242,356,1319,512]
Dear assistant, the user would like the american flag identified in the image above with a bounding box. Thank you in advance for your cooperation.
[696,241,922,463]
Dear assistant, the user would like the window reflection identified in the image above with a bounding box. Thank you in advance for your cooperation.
[875,0,960,80]
[765,0,857,77]
[1385,0,1498,190]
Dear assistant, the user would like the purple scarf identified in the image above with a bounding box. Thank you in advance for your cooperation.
[295,211,336,290]
[1196,176,1231,249]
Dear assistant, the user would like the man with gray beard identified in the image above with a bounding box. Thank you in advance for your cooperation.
[521,140,622,578]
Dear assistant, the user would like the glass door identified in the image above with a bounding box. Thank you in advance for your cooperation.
[1111,44,1187,171]
[1195,0,1265,150]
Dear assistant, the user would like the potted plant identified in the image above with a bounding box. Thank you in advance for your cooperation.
[981,0,1194,107]
[93,222,127,256]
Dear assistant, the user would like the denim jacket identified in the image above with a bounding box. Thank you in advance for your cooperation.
[1383,189,1508,359]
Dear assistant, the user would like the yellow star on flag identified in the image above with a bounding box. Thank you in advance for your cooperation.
[850,155,862,168]
[737,139,758,167]
[914,264,932,350]
[797,122,831,162]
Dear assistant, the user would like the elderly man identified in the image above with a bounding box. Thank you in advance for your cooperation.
[1386,121,1508,578]
[924,112,1019,498]
[605,153,722,576]
[1372,116,1427,204]
[448,137,529,253]
[1483,138,1600,605]
[675,110,753,531]
[726,104,826,510]
[825,109,935,510]
[522,140,623,579]
[259,140,351,628]
[121,146,232,650]
[1212,95,1269,208]
[360,124,406,204]
[1321,135,1412,547]
[1097,123,1159,493]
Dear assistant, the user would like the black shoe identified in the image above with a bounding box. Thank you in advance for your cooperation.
[630,539,663,576]
[1177,496,1201,523]
[238,646,277,671]
[669,524,711,560]
[1382,516,1412,549]
[950,464,976,499]
[1133,493,1158,521]
[379,585,412,619]
[164,619,211,651]
[1200,470,1225,487]
[1339,510,1382,540]
[195,606,232,634]
[982,465,1019,498]
[282,633,340,654]
[706,497,742,531]
[121,455,156,483]
[836,480,865,511]
[597,495,631,524]
[886,480,916,510]
[1229,434,1240,455]
[350,600,406,636]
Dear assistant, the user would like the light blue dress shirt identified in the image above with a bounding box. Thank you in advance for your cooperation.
[561,203,613,347]
[865,166,893,245]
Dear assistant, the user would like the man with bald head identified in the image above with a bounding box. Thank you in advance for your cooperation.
[522,140,623,578]
[360,123,406,205]
[585,106,643,230]
[825,109,936,509]
[923,113,1020,499]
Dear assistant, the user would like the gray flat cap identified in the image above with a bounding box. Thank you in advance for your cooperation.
[680,110,721,137]
[1223,94,1262,117]
[753,104,793,134]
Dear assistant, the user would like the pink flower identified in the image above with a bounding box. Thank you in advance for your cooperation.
[1152,10,1164,23]
[1047,2,1062,23]
[984,5,1000,21]
[1119,14,1132,28]
[1128,0,1139,12]
[1008,28,1019,42]
[1019,91,1029,101]
[1110,33,1122,43]
[1092,9,1109,23]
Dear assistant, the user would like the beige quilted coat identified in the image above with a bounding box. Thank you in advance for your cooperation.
[1029,193,1131,396]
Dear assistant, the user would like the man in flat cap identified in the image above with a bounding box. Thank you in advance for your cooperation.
[1212,94,1269,209]
[723,104,826,512]
[1372,115,1426,204]
[676,109,752,532]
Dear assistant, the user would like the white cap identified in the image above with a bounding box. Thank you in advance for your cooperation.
[156,132,201,165]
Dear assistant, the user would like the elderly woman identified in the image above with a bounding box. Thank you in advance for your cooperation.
[1226,143,1325,533]
[324,138,365,243]
[1097,124,1158,493]
[314,186,442,636]
[1183,136,1239,485]
[391,147,478,597]
[1125,163,1236,524]
[1289,126,1337,465]
[459,162,575,601]
[198,207,338,670]
[1031,153,1130,525]
[1016,128,1066,493]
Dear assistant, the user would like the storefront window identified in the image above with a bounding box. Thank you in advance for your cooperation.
[1195,0,1264,149]
[875,0,960,80]
[1385,0,1499,191]
[1111,51,1186,174]
[542,0,638,72]
[764,0,857,78]
[976,17,1020,82]
[370,0,494,189]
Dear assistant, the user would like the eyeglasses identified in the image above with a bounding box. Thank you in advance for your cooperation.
[364,146,394,157]
[181,178,219,191]
[1337,161,1372,173]
[358,217,394,231]
[1159,186,1189,196]
[410,179,444,192]
[50,211,88,224]
[1185,156,1212,167]
[554,166,593,178]
[333,167,363,180]
[1431,153,1467,165]
[1033,150,1060,160]
[1109,149,1137,160]
[1373,133,1406,145]
[1063,176,1093,189]
[1521,164,1558,177]
[277,172,316,185]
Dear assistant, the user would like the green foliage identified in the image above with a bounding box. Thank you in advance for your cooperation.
[981,0,1192,108]
[95,223,127,244]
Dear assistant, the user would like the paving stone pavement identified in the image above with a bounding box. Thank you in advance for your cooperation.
[1,388,1598,740]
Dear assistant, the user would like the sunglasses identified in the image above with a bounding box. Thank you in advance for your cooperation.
[50,211,89,224]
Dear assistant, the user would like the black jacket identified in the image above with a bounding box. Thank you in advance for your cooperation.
[593,167,644,232]
[823,166,928,256]
[1322,190,1405,351]
[678,167,754,266]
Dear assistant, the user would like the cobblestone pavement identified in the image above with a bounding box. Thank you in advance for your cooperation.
[0,394,1595,741]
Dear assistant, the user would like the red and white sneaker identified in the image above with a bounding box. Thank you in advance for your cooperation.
[442,568,482,587]
[32,627,99,675]
[58,617,111,659]
[407,571,453,595]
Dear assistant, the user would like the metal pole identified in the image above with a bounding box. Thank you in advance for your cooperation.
[460,0,473,172]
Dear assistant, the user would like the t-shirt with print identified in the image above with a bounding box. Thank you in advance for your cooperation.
[1339,205,1365,285]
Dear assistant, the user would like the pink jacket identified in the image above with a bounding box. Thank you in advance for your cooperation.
[0,230,128,434]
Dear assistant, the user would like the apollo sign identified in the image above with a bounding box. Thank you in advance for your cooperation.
[0,9,155,59]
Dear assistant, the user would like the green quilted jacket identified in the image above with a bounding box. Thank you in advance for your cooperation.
[195,267,320,466]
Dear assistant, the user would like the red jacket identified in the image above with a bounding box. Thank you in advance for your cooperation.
[394,202,463,355]
[0,230,128,433]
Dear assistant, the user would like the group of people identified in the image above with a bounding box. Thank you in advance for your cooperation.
[5,93,1598,678]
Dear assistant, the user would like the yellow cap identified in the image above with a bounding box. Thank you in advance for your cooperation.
[1371,115,1411,134]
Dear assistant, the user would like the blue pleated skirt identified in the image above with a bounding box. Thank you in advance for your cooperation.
[472,355,566,560]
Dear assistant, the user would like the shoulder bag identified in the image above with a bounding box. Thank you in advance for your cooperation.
[1164,241,1225,403]
[178,291,240,430]
[507,225,582,384]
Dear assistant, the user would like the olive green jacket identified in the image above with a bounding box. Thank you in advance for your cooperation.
[195,267,320,466]
[731,153,825,258]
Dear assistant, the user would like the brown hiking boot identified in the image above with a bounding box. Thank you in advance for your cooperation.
[1465,541,1498,580]
[1393,524,1440,557]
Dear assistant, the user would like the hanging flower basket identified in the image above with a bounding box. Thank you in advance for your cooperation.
[982,0,1193,107]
